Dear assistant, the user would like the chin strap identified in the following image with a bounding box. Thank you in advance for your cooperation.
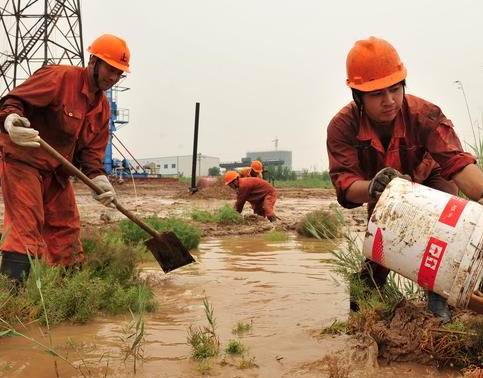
[93,57,100,90]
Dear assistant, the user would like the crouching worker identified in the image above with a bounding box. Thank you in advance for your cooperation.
[239,160,264,178]
[327,36,483,322]
[0,34,131,285]
[224,171,277,222]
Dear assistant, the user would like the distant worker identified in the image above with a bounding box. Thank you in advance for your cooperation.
[224,171,277,222]
[238,160,264,178]
[0,34,131,284]
[326,36,483,322]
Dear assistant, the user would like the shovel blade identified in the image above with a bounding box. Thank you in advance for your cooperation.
[144,231,195,273]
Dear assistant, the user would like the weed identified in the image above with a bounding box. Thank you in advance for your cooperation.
[119,216,201,250]
[232,320,252,335]
[191,205,243,225]
[264,231,289,242]
[238,354,258,369]
[121,284,147,374]
[297,209,343,239]
[320,320,348,336]
[187,297,220,360]
[225,339,245,355]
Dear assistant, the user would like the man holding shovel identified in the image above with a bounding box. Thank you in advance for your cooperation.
[0,34,130,284]
[326,36,483,322]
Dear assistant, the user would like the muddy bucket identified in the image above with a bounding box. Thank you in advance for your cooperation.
[363,178,483,308]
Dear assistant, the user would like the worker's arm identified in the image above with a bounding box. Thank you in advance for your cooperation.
[346,180,371,204]
[452,164,483,201]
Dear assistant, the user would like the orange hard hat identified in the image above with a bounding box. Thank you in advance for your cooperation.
[224,171,239,185]
[88,34,131,73]
[250,160,263,173]
[346,36,406,92]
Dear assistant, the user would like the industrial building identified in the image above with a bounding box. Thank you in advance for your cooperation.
[246,150,292,169]
[130,155,220,177]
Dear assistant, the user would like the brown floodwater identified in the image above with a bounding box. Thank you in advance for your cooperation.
[0,235,458,378]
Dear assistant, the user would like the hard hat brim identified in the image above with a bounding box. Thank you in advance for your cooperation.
[91,52,131,73]
[347,67,406,92]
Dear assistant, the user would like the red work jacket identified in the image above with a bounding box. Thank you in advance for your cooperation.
[235,177,277,213]
[0,65,110,178]
[327,94,475,209]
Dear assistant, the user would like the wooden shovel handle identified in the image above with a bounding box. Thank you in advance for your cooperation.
[39,138,160,239]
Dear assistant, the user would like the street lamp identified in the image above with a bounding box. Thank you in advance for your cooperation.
[454,80,476,146]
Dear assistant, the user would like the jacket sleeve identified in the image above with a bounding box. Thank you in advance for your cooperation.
[235,186,247,213]
[422,109,476,179]
[327,117,365,209]
[0,66,62,131]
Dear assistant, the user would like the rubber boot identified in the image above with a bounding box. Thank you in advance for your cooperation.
[0,252,31,287]
[427,291,451,324]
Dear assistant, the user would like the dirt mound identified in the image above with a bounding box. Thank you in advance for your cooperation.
[176,182,235,200]
[352,300,483,366]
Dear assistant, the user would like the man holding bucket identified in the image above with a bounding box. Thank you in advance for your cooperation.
[326,36,483,322]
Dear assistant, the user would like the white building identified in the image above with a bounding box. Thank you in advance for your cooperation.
[131,155,220,177]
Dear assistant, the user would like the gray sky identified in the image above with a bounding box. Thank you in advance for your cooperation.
[82,0,483,171]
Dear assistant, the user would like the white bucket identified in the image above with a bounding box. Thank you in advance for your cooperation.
[363,178,483,308]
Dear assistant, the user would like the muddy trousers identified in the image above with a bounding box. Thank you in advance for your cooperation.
[251,193,277,219]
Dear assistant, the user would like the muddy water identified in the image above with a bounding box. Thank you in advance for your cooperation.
[0,236,456,378]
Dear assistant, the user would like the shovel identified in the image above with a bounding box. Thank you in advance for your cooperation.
[39,138,195,273]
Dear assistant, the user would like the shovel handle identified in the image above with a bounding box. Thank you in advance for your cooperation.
[39,138,160,239]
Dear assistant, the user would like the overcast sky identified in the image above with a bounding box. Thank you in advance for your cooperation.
[81,0,483,171]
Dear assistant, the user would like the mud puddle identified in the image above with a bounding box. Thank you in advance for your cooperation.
[0,235,459,378]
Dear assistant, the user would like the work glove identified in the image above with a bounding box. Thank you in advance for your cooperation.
[91,175,116,207]
[4,113,40,148]
[368,167,411,200]
[478,198,483,206]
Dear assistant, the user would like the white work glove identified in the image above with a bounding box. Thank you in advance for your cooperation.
[91,175,116,207]
[4,113,40,147]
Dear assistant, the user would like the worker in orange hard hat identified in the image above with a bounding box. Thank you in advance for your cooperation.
[224,171,277,222]
[238,160,264,178]
[0,34,131,285]
[326,36,483,323]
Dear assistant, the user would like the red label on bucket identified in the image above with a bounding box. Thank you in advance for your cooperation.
[417,237,447,290]
[439,196,468,227]
[372,228,384,264]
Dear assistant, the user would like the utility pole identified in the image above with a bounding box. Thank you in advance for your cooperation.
[190,102,200,193]
[272,137,279,151]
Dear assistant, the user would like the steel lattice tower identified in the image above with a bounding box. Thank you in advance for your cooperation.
[0,0,84,96]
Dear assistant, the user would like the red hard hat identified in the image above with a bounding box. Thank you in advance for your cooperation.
[224,171,239,185]
[88,34,131,73]
[346,36,406,92]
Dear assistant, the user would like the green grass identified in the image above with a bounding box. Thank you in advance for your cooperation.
[118,216,201,250]
[296,209,343,239]
[320,320,348,336]
[187,297,220,360]
[273,177,333,188]
[191,205,243,225]
[232,321,252,335]
[225,339,245,355]
[264,231,289,242]
[0,229,157,327]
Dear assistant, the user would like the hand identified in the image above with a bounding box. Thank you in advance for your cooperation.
[368,167,411,199]
[4,113,40,147]
[91,175,116,207]
[478,198,483,206]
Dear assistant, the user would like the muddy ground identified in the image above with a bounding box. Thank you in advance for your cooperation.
[0,178,478,378]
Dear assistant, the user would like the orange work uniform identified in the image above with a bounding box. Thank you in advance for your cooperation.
[235,177,277,218]
[0,65,110,266]
[238,167,262,178]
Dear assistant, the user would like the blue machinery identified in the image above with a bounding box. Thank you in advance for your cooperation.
[104,87,150,178]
